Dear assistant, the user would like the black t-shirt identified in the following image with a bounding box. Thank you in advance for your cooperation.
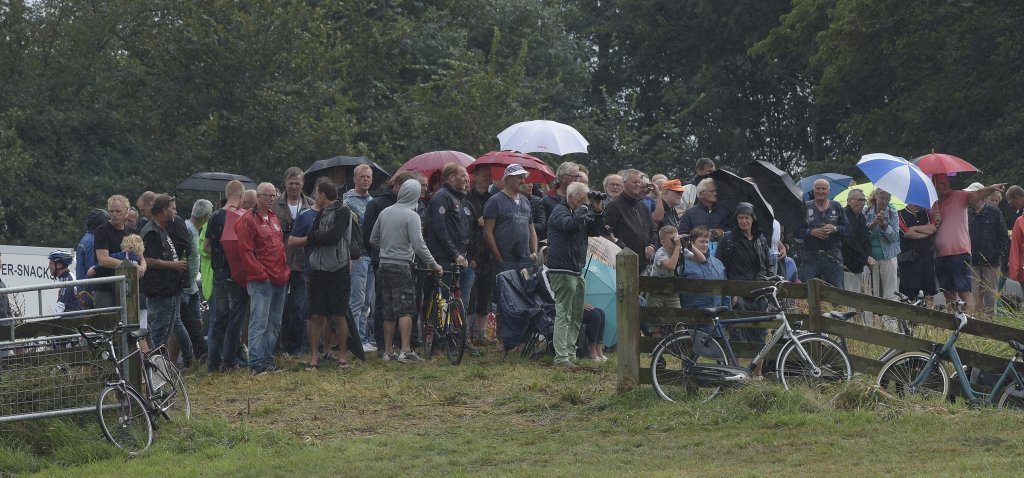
[92,221,127,291]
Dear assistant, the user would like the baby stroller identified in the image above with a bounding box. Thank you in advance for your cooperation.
[495,268,555,359]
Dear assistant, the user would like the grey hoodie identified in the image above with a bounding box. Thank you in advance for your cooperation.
[370,179,438,268]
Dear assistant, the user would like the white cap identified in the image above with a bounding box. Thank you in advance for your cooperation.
[503,163,529,180]
[963,182,985,192]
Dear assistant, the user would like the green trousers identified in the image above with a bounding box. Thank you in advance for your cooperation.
[550,272,585,364]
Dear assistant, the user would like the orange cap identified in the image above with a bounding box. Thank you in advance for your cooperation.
[663,179,685,192]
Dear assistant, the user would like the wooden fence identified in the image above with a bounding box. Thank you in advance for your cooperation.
[614,248,1024,392]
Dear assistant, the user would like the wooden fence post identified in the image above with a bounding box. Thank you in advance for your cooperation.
[616,248,639,392]
[116,262,142,392]
[807,279,822,333]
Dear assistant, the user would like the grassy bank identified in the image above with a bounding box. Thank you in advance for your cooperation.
[3,350,1024,477]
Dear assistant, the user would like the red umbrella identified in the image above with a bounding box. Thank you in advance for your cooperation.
[400,150,475,177]
[912,153,980,175]
[469,151,556,183]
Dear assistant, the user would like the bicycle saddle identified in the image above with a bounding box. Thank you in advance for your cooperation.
[699,306,730,317]
[1009,340,1024,354]
[129,328,150,340]
[827,311,858,321]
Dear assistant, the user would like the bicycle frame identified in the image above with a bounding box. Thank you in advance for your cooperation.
[911,331,1024,405]
[703,312,819,375]
[82,325,168,407]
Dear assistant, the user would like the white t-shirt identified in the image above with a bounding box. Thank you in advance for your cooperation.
[288,203,300,220]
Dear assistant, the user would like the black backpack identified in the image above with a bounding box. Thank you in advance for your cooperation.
[348,211,365,260]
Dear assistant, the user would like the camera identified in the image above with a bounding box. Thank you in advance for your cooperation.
[588,191,608,201]
[674,233,690,245]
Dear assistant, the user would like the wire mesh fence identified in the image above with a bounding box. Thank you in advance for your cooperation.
[0,339,118,422]
[0,273,133,423]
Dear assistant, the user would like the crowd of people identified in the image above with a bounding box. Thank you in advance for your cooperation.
[18,155,1024,373]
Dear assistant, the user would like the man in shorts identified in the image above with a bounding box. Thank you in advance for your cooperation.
[370,178,442,363]
[931,175,1005,311]
[302,178,352,369]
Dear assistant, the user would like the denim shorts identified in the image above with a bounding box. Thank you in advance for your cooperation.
[935,253,972,293]
[375,263,416,321]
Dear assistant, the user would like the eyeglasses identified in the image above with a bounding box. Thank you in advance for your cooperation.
[258,193,278,198]
[705,189,717,194]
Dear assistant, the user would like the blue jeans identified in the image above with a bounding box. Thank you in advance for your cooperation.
[349,256,375,345]
[207,274,248,372]
[281,271,308,354]
[801,252,844,288]
[247,280,287,370]
[147,294,192,361]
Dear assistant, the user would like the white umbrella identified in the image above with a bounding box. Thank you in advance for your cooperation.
[497,120,589,156]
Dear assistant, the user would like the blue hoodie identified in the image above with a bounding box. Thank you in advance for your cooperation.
[678,256,730,309]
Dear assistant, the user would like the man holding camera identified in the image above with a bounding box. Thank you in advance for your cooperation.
[544,182,605,368]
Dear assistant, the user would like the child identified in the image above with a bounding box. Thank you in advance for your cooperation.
[88,234,144,276]
[647,226,703,309]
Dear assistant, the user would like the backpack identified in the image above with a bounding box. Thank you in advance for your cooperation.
[348,211,364,260]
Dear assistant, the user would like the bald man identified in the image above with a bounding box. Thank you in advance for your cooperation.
[796,179,850,288]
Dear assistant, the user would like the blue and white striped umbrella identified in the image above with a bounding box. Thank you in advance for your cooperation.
[856,153,938,208]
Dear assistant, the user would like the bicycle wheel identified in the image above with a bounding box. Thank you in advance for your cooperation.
[996,384,1024,410]
[96,385,153,452]
[444,299,468,365]
[777,334,851,390]
[876,351,949,399]
[147,354,191,422]
[650,330,728,403]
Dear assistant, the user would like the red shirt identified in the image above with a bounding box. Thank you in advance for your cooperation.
[235,208,291,287]
[1010,215,1024,282]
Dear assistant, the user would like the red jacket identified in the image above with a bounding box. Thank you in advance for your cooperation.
[1010,215,1024,282]
[235,208,291,287]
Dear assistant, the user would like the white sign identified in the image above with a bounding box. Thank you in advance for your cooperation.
[0,245,71,317]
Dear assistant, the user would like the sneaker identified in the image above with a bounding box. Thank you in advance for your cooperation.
[362,342,378,353]
[596,355,609,362]
[397,351,423,363]
[252,364,281,376]
[382,352,399,362]
[553,361,578,369]
[320,353,339,363]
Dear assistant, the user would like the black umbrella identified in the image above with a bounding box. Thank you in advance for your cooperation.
[709,169,776,239]
[303,155,390,195]
[345,314,366,362]
[175,172,257,192]
[739,160,805,239]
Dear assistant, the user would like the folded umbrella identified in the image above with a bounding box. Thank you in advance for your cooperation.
[856,153,938,208]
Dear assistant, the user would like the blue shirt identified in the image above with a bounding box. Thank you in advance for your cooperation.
[343,190,373,224]
[483,191,533,262]
[75,232,96,284]
[292,208,318,275]
[678,257,730,309]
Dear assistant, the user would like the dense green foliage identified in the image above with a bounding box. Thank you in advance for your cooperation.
[1,0,1020,246]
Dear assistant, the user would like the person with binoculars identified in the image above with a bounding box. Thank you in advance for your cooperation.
[544,182,606,369]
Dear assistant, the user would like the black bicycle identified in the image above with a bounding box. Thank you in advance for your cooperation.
[419,265,469,365]
[78,322,190,452]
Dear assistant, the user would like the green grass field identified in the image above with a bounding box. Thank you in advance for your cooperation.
[3,348,1024,477]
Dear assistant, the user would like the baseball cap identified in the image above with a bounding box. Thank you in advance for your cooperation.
[503,164,529,180]
[963,182,985,192]
[663,179,685,192]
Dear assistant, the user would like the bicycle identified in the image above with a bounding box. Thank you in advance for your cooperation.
[830,291,925,364]
[418,265,469,365]
[77,322,191,452]
[650,279,852,402]
[875,298,1024,409]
